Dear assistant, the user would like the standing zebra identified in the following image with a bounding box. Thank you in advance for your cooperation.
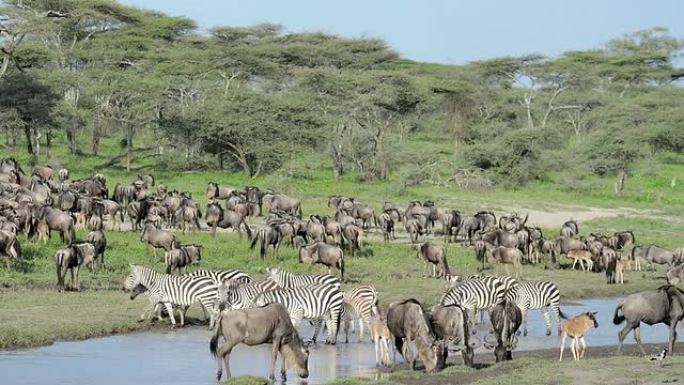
[185,268,251,284]
[253,284,344,345]
[124,265,219,327]
[343,284,380,342]
[216,278,279,310]
[440,276,507,330]
[504,280,566,336]
[268,268,341,289]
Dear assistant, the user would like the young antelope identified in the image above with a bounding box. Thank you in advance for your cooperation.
[369,316,393,368]
[559,312,599,361]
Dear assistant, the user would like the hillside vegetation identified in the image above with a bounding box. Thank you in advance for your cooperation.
[0,0,683,193]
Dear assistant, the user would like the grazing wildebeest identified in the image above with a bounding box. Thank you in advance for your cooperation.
[482,229,519,248]
[614,285,684,354]
[205,202,224,238]
[559,312,599,361]
[377,211,395,242]
[430,304,476,367]
[459,211,496,245]
[33,205,75,244]
[0,229,19,266]
[263,193,302,217]
[386,299,446,372]
[250,224,283,259]
[165,244,202,274]
[633,245,677,271]
[414,242,450,278]
[305,216,326,243]
[444,210,462,243]
[206,182,235,201]
[32,165,53,181]
[55,243,96,291]
[298,242,344,281]
[667,263,684,286]
[602,247,618,283]
[136,174,154,189]
[485,298,522,362]
[141,222,178,258]
[560,220,579,237]
[609,231,636,250]
[209,304,310,382]
[86,230,107,269]
[342,223,363,257]
[489,246,523,278]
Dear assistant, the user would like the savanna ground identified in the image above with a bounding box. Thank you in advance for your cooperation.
[1,137,684,384]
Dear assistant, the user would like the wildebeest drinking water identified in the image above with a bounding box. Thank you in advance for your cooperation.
[209,303,309,382]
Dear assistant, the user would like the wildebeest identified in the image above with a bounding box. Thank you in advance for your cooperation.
[430,304,475,367]
[0,229,19,266]
[136,174,154,189]
[250,224,284,259]
[488,246,523,278]
[263,193,302,218]
[32,165,53,181]
[386,299,446,372]
[141,222,178,258]
[481,229,519,249]
[414,242,450,278]
[567,249,593,271]
[370,317,393,367]
[55,243,96,291]
[209,304,310,382]
[165,244,202,275]
[33,205,75,244]
[206,182,235,201]
[86,230,107,269]
[633,245,677,271]
[602,247,618,283]
[485,298,522,362]
[556,236,587,256]
[405,217,426,244]
[342,223,363,257]
[560,220,579,237]
[298,242,344,280]
[614,285,684,354]
[559,312,599,361]
[667,263,684,286]
[377,211,395,242]
[459,211,497,245]
[609,231,636,250]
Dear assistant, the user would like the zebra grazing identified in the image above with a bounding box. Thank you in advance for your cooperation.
[343,284,380,342]
[216,278,279,310]
[268,268,341,290]
[440,276,507,330]
[504,280,566,336]
[185,268,251,284]
[124,265,219,327]
[253,284,344,345]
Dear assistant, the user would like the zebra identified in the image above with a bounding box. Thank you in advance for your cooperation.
[343,284,379,342]
[440,276,507,330]
[268,268,341,289]
[124,265,219,327]
[253,284,344,344]
[504,280,566,336]
[185,268,251,284]
[216,278,279,310]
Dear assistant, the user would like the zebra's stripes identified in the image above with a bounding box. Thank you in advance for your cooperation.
[125,265,219,327]
[185,268,251,284]
[268,268,340,289]
[217,278,279,310]
[254,284,344,344]
[343,284,379,342]
[504,280,565,336]
[440,276,506,329]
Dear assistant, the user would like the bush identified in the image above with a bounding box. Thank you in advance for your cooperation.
[581,129,643,176]
[646,126,684,152]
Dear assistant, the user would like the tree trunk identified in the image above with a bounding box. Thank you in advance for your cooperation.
[66,125,75,154]
[218,151,224,170]
[46,126,52,160]
[332,143,344,180]
[126,128,133,172]
[24,126,32,154]
[615,170,626,197]
[92,113,101,156]
[237,150,251,178]
[33,127,40,158]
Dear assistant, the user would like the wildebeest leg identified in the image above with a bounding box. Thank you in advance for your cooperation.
[634,325,646,355]
[579,336,587,358]
[216,340,235,381]
[616,322,635,353]
[74,266,81,291]
[571,258,578,270]
[669,322,677,354]
[405,331,416,370]
[571,337,578,360]
[269,339,281,381]
[559,333,567,361]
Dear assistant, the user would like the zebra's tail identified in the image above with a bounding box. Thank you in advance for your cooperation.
[209,314,223,358]
[558,307,568,320]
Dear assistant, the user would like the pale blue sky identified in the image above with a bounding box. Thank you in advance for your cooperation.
[120,0,683,64]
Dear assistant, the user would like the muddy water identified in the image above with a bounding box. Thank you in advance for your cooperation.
[0,298,676,385]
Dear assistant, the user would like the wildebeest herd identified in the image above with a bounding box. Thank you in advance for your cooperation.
[1,157,684,382]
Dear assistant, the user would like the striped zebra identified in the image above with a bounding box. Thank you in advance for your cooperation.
[185,268,251,284]
[124,265,219,327]
[216,278,279,310]
[254,284,344,344]
[440,276,507,329]
[343,284,379,342]
[268,268,340,289]
[504,280,566,336]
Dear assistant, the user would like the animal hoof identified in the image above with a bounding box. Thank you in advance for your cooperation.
[545,331,551,336]
[516,331,521,336]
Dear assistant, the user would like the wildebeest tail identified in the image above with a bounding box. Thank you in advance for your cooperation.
[209,314,223,357]
[441,250,451,277]
[244,220,253,241]
[338,252,345,282]
[613,304,625,325]
[249,232,259,250]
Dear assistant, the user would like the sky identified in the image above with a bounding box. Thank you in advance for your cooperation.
[119,0,683,64]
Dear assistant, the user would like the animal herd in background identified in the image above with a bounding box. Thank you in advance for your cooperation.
[1,157,684,381]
